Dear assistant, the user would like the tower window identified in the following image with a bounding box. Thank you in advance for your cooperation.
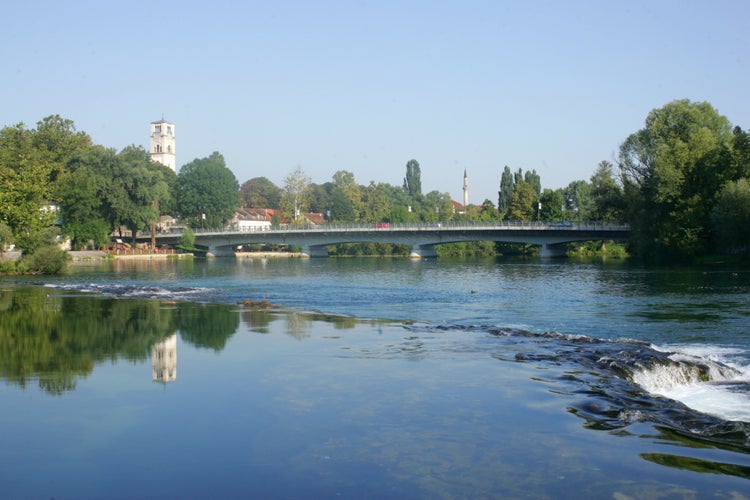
[154,124,161,133]
[167,126,172,134]
[155,144,162,153]
[167,145,172,153]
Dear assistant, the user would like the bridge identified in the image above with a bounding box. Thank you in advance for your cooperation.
[150,221,629,258]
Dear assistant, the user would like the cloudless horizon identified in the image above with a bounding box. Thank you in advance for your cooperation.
[4,1,749,205]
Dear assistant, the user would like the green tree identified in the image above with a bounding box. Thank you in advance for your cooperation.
[56,147,113,249]
[240,176,282,208]
[178,227,196,250]
[524,169,541,197]
[0,223,12,254]
[328,185,356,222]
[403,159,422,197]
[281,166,311,222]
[362,181,392,223]
[498,166,514,216]
[563,180,593,221]
[619,99,734,259]
[332,170,364,221]
[730,127,750,180]
[539,189,565,220]
[175,152,240,229]
[0,123,56,254]
[590,160,624,221]
[31,114,92,187]
[112,146,172,243]
[477,199,500,221]
[507,180,537,220]
[711,178,750,254]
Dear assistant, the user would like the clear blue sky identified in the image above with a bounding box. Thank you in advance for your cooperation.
[3,1,749,205]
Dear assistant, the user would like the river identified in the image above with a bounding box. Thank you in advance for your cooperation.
[1,256,749,498]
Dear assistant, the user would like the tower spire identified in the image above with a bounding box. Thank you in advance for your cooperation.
[463,169,469,207]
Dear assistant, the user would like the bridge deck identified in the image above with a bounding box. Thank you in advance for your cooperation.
[143,221,629,258]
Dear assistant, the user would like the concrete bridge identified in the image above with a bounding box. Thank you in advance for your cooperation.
[151,221,629,258]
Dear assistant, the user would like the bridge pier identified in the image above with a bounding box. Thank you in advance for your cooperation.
[207,245,236,257]
[409,244,438,259]
[300,245,329,258]
[539,243,567,258]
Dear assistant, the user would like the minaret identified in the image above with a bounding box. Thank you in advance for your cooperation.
[150,119,176,172]
[463,169,469,207]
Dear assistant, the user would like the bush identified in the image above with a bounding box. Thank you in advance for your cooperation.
[20,245,70,274]
[178,228,196,251]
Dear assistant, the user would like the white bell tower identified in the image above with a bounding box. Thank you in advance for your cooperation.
[150,119,176,172]
[151,334,177,384]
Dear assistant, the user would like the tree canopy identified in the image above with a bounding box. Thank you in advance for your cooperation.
[619,99,735,259]
[175,152,240,229]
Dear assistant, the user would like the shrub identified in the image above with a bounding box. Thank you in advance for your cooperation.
[20,245,70,274]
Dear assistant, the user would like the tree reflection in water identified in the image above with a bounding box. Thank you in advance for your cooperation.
[0,286,382,394]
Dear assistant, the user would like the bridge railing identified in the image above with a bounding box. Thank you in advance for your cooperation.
[151,220,629,237]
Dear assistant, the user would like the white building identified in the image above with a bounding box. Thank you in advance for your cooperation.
[151,334,177,384]
[150,119,176,171]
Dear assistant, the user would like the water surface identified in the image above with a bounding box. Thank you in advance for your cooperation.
[2,257,749,498]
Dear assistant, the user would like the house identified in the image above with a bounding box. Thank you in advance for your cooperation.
[299,212,326,226]
[231,208,279,231]
[451,200,466,215]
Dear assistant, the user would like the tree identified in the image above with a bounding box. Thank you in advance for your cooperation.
[619,99,734,259]
[240,177,282,208]
[711,178,750,254]
[0,223,13,254]
[328,186,356,222]
[362,181,392,223]
[524,169,541,197]
[175,152,240,229]
[281,166,311,222]
[31,114,92,187]
[590,160,624,221]
[332,170,364,221]
[110,146,172,243]
[477,199,500,221]
[403,159,422,197]
[0,123,56,254]
[562,180,593,221]
[730,127,750,180]
[506,180,537,220]
[56,150,110,249]
[539,189,565,220]
[498,166,514,217]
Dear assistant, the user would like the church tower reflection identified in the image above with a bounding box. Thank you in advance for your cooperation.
[151,334,177,383]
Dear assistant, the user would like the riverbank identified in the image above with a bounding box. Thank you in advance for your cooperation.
[68,251,193,262]
[235,251,301,258]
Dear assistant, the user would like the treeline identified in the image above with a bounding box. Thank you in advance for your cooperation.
[1,99,749,269]
[243,99,750,261]
[0,116,240,272]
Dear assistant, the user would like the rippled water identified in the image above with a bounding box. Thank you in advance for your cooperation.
[2,256,750,498]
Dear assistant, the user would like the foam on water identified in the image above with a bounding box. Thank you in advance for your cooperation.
[633,344,750,422]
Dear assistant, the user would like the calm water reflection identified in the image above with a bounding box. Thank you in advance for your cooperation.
[1,259,749,498]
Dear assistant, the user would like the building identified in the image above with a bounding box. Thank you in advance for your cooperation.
[151,334,177,383]
[150,119,176,171]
